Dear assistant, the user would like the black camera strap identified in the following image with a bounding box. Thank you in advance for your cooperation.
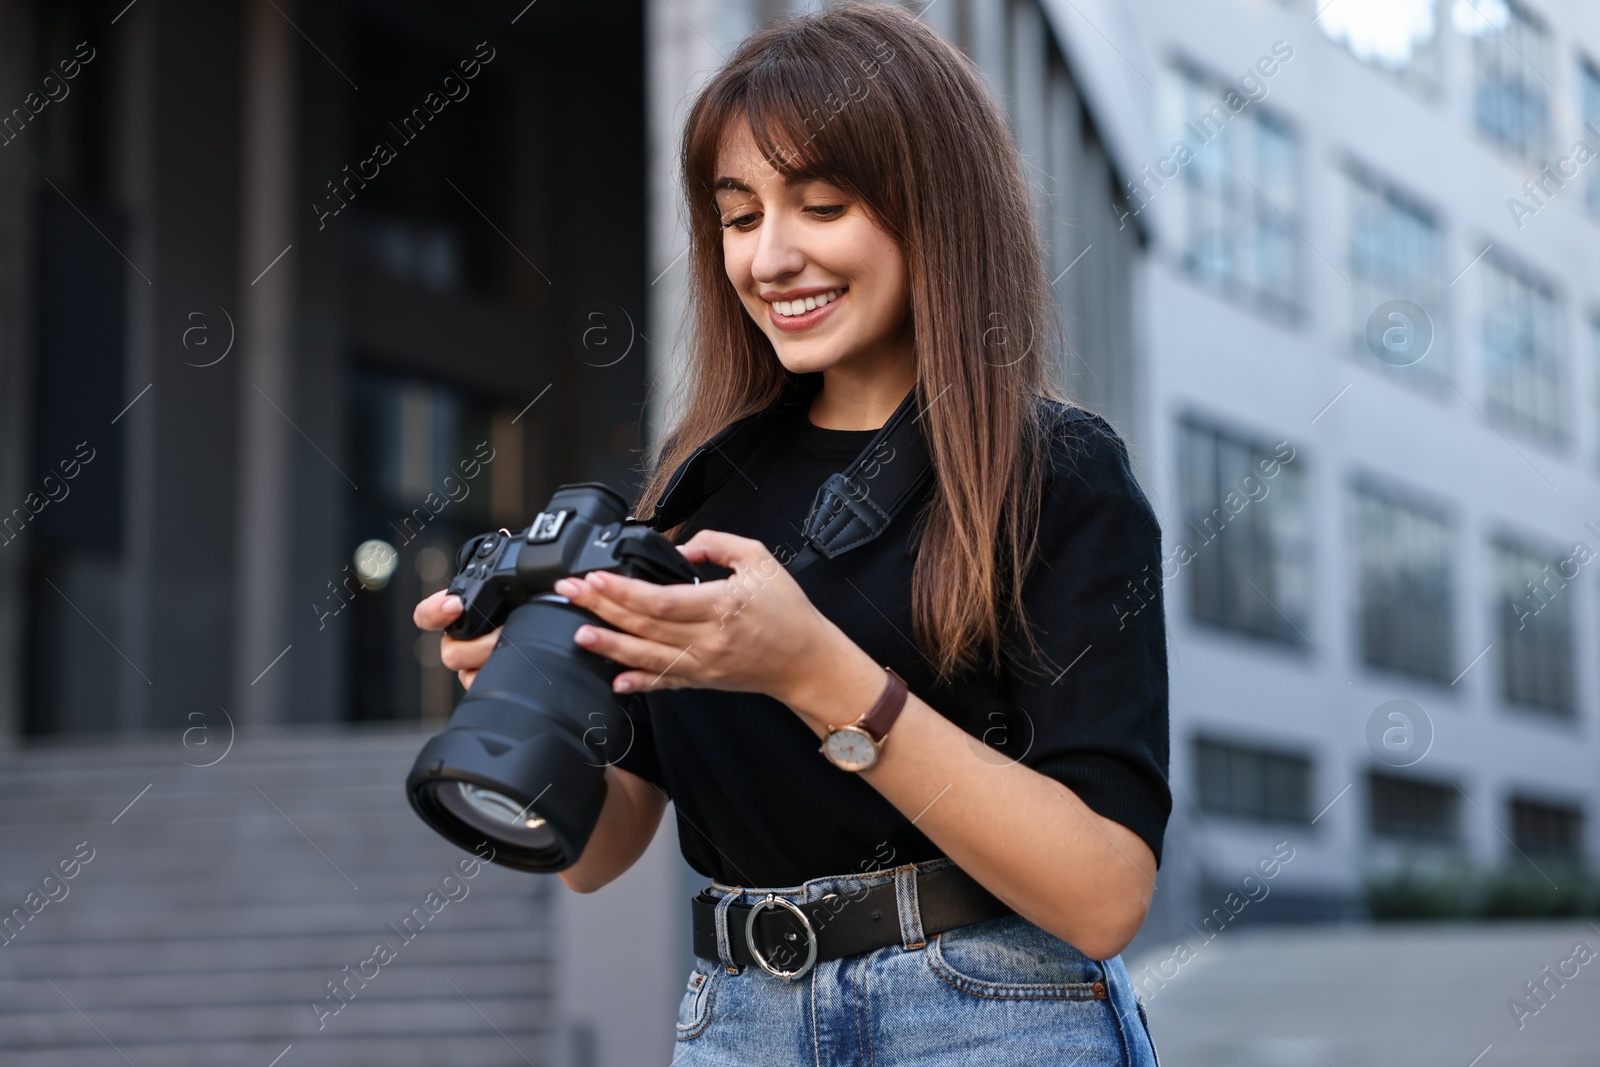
[645,381,935,576]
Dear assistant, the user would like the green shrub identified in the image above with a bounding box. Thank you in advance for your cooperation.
[1364,863,1600,920]
[1364,864,1473,920]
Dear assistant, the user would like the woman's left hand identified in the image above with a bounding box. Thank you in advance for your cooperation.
[551,528,843,703]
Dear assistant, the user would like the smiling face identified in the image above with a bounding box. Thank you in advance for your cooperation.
[713,120,915,383]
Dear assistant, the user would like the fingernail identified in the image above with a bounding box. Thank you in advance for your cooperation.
[444,595,464,613]
[554,579,579,597]
[613,677,632,692]
[575,626,597,645]
[590,572,608,590]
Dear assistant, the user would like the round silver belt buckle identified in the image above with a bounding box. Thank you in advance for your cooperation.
[744,893,818,981]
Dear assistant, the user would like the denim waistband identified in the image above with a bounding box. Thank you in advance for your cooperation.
[704,855,956,907]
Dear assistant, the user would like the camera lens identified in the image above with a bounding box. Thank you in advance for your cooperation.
[406,595,622,872]
[460,783,546,828]
[430,780,555,848]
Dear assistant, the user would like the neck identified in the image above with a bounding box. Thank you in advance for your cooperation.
[807,352,917,431]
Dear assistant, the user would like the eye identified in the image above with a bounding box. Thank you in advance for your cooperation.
[805,204,846,220]
[720,212,759,231]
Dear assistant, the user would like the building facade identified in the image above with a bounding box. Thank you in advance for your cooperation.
[0,0,652,744]
[1116,0,1600,941]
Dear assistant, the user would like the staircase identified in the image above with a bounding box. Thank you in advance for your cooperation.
[0,724,555,1067]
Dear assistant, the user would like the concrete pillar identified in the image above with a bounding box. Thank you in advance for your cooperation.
[233,0,299,726]
[0,1,36,745]
[967,0,1008,105]
[644,0,752,441]
[113,0,244,733]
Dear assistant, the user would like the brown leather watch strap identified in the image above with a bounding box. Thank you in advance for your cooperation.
[859,666,908,743]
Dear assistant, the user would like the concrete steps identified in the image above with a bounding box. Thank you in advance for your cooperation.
[0,726,556,1067]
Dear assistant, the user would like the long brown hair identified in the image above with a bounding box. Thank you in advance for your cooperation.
[633,0,1072,682]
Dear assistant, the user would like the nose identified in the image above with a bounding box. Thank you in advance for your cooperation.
[749,209,806,284]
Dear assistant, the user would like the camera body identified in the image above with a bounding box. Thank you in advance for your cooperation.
[442,483,688,640]
[406,482,725,872]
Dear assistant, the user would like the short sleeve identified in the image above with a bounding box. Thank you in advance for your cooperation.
[1006,406,1171,865]
[612,692,667,793]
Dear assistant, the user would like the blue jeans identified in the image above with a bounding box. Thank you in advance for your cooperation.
[672,858,1160,1066]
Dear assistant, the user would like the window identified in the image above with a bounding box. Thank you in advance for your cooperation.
[1345,164,1447,389]
[1509,796,1584,862]
[1584,59,1600,220]
[1481,254,1564,447]
[1178,416,1310,645]
[1166,61,1301,318]
[1349,478,1454,683]
[1317,0,1440,95]
[1489,535,1576,715]
[1368,770,1458,842]
[1593,317,1600,469]
[346,368,522,724]
[1196,739,1312,823]
[1457,0,1553,162]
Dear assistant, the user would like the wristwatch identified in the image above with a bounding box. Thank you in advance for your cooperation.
[820,666,908,772]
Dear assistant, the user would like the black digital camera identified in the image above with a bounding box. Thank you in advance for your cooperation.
[405,482,726,871]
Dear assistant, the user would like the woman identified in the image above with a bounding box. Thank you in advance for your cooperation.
[414,3,1168,1062]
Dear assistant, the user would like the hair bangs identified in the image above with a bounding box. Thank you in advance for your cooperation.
[688,34,903,232]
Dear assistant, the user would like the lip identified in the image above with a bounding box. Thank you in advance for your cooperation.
[765,289,845,333]
[761,285,844,303]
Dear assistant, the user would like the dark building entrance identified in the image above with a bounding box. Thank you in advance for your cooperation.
[6,0,650,738]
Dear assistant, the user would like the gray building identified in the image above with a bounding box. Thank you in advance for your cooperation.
[1114,0,1600,946]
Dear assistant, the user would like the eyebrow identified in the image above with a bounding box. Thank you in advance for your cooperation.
[713,169,839,194]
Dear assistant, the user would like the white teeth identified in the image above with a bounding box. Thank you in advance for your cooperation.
[772,288,844,318]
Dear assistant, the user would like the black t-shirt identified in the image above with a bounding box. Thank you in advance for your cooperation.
[615,397,1170,887]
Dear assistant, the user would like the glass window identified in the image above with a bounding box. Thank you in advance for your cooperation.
[1509,796,1584,862]
[1317,0,1440,95]
[1584,59,1600,220]
[1593,317,1600,470]
[1195,739,1312,823]
[1346,165,1447,390]
[1456,0,1554,163]
[346,368,521,724]
[1488,535,1576,715]
[1350,478,1454,683]
[1168,62,1302,319]
[1178,416,1310,645]
[1481,255,1564,447]
[1368,770,1458,842]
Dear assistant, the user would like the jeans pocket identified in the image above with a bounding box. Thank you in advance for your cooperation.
[926,913,1109,1000]
[675,962,721,1041]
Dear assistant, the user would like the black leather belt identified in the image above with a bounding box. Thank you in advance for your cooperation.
[691,864,1012,981]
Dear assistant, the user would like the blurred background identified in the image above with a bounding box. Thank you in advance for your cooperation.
[0,0,1597,1063]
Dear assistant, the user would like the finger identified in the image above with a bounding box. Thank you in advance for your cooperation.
[611,668,691,694]
[574,571,719,624]
[574,623,698,682]
[414,589,465,631]
[555,577,707,647]
[459,667,478,690]
[676,529,778,572]
[440,628,500,672]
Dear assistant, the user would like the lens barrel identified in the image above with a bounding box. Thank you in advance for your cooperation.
[406,596,630,872]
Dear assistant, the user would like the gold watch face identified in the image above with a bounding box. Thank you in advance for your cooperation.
[823,725,878,771]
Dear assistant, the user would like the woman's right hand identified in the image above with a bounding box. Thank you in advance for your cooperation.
[413,590,500,690]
